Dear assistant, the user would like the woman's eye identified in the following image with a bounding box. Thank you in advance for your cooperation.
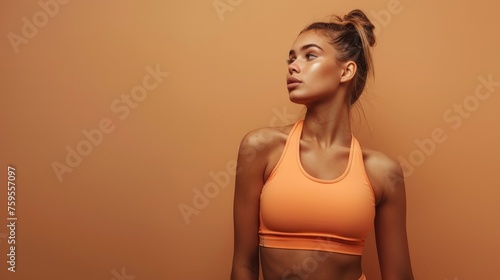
[306,53,316,59]
[287,54,315,64]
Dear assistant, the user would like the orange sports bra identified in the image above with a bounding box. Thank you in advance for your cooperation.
[259,120,376,255]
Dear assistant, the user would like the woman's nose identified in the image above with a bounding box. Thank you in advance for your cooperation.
[288,61,300,74]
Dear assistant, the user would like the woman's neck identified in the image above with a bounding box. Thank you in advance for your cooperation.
[302,101,352,149]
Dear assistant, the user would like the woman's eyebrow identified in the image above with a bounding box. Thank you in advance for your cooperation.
[289,44,324,56]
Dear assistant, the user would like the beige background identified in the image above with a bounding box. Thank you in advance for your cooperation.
[1,0,499,279]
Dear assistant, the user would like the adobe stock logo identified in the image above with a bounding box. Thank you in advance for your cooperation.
[370,0,413,36]
[51,65,169,182]
[397,74,499,177]
[110,267,135,280]
[213,0,243,21]
[7,0,71,54]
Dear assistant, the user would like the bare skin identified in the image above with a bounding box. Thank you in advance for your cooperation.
[231,30,414,280]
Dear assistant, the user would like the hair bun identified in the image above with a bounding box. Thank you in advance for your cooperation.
[343,9,376,47]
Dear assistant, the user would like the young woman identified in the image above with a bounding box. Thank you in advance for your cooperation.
[231,9,414,280]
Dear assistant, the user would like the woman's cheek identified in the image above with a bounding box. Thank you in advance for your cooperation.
[308,61,334,80]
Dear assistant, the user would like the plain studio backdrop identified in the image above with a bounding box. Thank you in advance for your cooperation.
[0,0,499,279]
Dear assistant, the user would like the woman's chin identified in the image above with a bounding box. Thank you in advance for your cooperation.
[288,92,312,105]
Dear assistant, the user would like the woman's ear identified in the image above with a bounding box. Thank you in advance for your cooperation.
[340,61,357,83]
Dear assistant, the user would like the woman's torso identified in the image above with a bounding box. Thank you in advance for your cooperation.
[258,122,381,280]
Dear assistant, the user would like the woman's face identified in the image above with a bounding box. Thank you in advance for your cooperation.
[286,30,346,105]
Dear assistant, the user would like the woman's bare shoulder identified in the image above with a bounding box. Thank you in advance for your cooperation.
[239,123,296,153]
[359,145,405,205]
[235,123,297,171]
[361,147,400,172]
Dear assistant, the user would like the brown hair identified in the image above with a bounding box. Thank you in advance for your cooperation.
[301,9,376,105]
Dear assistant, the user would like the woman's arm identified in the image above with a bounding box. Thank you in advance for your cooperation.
[366,153,414,280]
[230,130,269,280]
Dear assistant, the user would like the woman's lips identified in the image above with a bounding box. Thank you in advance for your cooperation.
[287,82,301,90]
[287,77,302,90]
